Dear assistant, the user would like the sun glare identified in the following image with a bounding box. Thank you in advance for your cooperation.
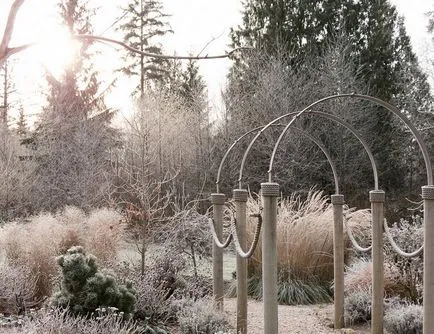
[33,26,80,79]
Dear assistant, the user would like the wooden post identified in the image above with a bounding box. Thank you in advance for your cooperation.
[234,189,248,334]
[211,193,226,310]
[261,182,279,334]
[370,190,385,334]
[332,194,345,329]
[423,185,434,334]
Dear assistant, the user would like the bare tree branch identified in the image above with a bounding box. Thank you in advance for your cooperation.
[5,34,252,63]
[0,0,25,66]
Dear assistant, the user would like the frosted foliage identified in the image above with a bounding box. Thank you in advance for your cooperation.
[0,207,125,298]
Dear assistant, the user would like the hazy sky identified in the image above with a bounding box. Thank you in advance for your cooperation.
[1,0,433,124]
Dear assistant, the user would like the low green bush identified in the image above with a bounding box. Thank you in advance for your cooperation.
[51,246,136,316]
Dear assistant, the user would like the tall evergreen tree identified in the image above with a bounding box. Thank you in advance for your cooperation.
[178,60,210,195]
[118,0,172,94]
[33,0,117,211]
[229,0,432,197]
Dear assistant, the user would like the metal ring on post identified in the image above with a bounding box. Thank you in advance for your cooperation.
[217,121,342,194]
[293,128,340,194]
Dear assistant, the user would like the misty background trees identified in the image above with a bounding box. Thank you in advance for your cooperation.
[0,0,433,222]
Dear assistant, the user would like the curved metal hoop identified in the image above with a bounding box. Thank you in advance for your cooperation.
[217,122,341,194]
[292,128,340,194]
[383,219,423,258]
[269,94,433,186]
[238,110,379,190]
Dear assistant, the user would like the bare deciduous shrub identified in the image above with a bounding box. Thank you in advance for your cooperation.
[344,258,403,298]
[163,206,212,278]
[116,251,186,327]
[383,215,424,303]
[384,303,423,334]
[85,208,125,264]
[345,288,372,325]
[177,298,231,334]
[0,263,37,314]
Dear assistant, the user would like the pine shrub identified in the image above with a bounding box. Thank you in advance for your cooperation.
[51,246,136,315]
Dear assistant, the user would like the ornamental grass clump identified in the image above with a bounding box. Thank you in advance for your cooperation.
[244,190,369,304]
[0,207,126,300]
[51,246,136,316]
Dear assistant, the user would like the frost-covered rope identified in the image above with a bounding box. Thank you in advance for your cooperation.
[343,216,372,252]
[206,205,233,249]
[208,217,233,249]
[229,210,262,259]
[383,219,423,258]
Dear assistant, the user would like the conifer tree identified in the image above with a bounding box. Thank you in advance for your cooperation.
[229,0,432,196]
[178,60,210,195]
[118,0,172,94]
[34,0,117,211]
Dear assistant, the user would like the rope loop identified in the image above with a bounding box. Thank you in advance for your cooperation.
[229,207,262,259]
[383,219,423,258]
[206,205,233,249]
[343,211,372,253]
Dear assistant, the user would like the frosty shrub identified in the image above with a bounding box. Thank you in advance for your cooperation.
[344,258,403,298]
[177,298,231,334]
[383,215,423,303]
[345,287,401,326]
[51,246,136,316]
[115,251,186,326]
[0,263,37,314]
[345,288,372,325]
[384,303,423,334]
[13,307,140,334]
